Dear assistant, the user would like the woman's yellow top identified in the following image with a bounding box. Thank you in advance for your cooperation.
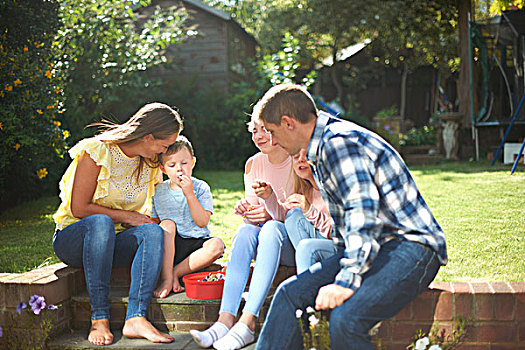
[53,138,162,232]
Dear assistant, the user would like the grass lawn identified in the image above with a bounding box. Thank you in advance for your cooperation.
[0,161,523,282]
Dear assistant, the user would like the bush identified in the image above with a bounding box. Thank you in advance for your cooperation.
[0,0,69,210]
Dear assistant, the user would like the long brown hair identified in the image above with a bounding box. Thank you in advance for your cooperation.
[92,102,183,180]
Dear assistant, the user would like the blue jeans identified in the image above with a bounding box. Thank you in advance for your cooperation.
[219,221,295,317]
[296,238,336,274]
[255,239,441,350]
[52,214,164,321]
[285,208,335,273]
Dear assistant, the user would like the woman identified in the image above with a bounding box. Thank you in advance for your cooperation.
[52,102,183,346]
[190,116,295,350]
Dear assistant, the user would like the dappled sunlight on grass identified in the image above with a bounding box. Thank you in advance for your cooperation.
[1,165,523,281]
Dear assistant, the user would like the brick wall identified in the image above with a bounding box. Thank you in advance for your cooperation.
[376,281,525,349]
[0,264,524,349]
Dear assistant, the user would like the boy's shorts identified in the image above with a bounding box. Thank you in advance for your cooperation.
[174,233,211,265]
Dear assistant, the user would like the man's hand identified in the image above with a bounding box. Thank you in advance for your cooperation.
[315,284,354,310]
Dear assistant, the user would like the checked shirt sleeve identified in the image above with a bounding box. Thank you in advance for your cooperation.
[320,135,383,292]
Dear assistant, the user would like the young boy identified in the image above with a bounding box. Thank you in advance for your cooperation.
[152,135,225,298]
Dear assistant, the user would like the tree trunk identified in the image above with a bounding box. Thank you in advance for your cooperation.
[458,0,472,128]
[400,61,408,131]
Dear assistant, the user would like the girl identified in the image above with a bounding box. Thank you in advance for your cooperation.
[53,103,182,346]
[283,150,335,274]
[190,117,294,350]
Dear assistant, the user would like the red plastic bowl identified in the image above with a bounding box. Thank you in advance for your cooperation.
[183,271,225,300]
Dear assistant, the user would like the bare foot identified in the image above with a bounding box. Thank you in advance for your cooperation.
[154,279,172,298]
[122,316,174,343]
[172,277,185,293]
[88,319,113,346]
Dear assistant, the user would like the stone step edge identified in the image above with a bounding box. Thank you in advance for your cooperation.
[47,329,256,350]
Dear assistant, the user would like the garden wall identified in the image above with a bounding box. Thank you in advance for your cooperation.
[0,264,523,349]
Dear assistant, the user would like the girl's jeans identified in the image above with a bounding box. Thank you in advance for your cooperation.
[285,208,335,273]
[255,239,441,350]
[219,221,295,317]
[52,214,164,321]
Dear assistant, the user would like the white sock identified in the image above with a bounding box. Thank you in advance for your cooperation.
[190,322,229,348]
[213,322,255,350]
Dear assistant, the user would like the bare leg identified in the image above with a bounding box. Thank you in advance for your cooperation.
[238,312,257,331]
[153,220,176,298]
[217,312,235,329]
[122,316,174,343]
[88,319,113,346]
[173,237,224,293]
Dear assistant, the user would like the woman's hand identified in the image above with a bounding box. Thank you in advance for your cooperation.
[121,211,156,228]
[284,193,310,212]
[252,180,273,200]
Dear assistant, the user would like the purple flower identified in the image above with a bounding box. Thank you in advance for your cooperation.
[17,301,27,314]
[28,295,46,315]
[47,304,58,310]
[0,325,3,338]
[384,124,391,130]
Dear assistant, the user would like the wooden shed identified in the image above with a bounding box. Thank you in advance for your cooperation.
[143,0,257,90]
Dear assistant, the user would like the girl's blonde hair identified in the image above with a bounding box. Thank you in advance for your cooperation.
[292,171,313,204]
[92,102,183,180]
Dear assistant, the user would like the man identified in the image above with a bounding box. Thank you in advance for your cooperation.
[253,84,447,350]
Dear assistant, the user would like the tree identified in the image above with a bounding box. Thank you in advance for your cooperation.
[54,0,194,142]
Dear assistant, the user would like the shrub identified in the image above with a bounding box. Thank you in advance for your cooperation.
[0,0,69,210]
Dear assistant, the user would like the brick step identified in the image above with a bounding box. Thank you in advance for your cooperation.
[71,287,274,332]
[70,265,296,332]
[47,330,256,350]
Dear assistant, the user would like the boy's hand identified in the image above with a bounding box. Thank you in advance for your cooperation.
[252,180,273,200]
[284,193,310,212]
[177,174,194,197]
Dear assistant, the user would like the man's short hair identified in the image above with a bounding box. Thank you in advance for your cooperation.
[159,135,194,164]
[252,84,318,125]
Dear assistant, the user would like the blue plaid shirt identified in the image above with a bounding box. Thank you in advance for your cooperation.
[307,111,447,292]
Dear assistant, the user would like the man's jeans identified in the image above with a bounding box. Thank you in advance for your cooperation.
[256,239,441,350]
[53,214,164,321]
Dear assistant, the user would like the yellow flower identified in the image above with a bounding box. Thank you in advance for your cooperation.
[14,78,22,86]
[47,105,54,109]
[5,85,13,91]
[45,70,52,79]
[105,71,109,76]
[36,168,48,179]
[53,120,61,127]
[55,86,60,94]
[14,143,21,151]
[23,46,28,52]
[0,122,3,130]
[0,91,4,98]
[63,130,70,139]
[36,109,43,115]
